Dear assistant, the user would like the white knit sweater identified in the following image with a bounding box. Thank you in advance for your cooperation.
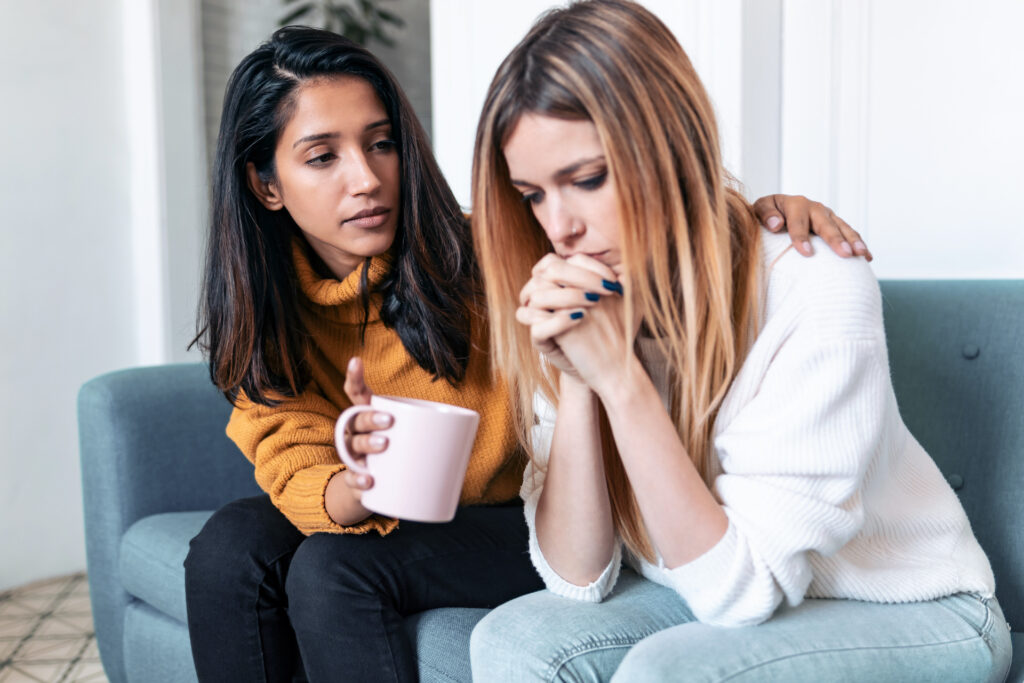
[523,231,995,627]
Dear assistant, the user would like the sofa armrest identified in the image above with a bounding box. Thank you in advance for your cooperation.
[78,362,260,683]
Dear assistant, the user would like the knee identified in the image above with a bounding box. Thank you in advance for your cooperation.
[611,639,671,683]
[285,533,383,619]
[470,596,572,682]
[470,604,535,682]
[185,496,285,587]
[612,628,706,683]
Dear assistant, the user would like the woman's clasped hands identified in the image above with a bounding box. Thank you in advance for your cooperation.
[517,253,638,395]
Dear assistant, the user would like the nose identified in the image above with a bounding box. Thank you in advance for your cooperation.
[346,152,381,196]
[540,196,584,245]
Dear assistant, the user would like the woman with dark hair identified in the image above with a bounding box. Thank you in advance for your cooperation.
[184,26,544,682]
[469,1,1008,681]
[184,23,865,683]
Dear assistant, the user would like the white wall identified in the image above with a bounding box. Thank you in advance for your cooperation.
[779,0,1024,278]
[431,0,746,209]
[431,0,1024,279]
[0,0,206,591]
[0,1,136,590]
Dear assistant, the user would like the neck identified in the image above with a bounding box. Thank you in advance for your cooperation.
[304,235,363,281]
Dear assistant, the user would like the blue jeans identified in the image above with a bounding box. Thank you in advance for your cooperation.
[470,569,1011,682]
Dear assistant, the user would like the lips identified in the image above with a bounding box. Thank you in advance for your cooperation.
[343,206,391,229]
[560,250,610,261]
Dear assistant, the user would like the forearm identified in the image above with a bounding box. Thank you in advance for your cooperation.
[324,471,373,526]
[535,375,617,584]
[596,359,727,568]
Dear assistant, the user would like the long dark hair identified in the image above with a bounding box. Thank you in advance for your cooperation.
[193,26,478,405]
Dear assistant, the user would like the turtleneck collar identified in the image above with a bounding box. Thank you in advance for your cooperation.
[291,239,392,325]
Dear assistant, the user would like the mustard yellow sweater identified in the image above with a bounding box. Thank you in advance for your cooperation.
[226,243,522,535]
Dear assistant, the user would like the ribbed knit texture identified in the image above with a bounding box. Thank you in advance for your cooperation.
[526,231,995,626]
[227,241,522,536]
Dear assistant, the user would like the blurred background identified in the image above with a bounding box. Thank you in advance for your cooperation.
[1,0,1021,592]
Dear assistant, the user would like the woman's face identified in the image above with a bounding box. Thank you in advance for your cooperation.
[253,76,401,280]
[502,113,623,274]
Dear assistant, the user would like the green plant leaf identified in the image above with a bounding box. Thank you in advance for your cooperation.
[376,9,404,27]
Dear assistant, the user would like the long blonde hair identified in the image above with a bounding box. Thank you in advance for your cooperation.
[472,0,762,561]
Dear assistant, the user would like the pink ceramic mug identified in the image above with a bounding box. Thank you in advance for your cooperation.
[334,395,480,522]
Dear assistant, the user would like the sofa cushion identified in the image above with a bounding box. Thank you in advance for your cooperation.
[120,511,213,624]
[124,600,199,683]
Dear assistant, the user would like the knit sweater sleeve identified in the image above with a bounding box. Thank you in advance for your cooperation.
[661,268,889,627]
[226,383,398,536]
[522,391,623,601]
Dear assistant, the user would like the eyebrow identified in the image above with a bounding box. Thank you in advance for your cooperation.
[510,155,606,186]
[291,119,392,149]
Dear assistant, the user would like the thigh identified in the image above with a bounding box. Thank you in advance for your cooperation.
[187,494,306,576]
[288,503,542,614]
[286,504,543,683]
[470,569,694,683]
[613,593,1012,683]
[185,495,309,683]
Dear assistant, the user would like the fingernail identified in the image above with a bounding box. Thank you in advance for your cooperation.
[369,435,387,448]
[801,241,813,255]
[372,412,392,427]
[854,241,867,253]
[359,475,371,487]
[584,292,600,302]
[766,216,782,230]
[348,357,358,370]
[601,279,623,294]
[841,242,853,256]
[570,311,584,320]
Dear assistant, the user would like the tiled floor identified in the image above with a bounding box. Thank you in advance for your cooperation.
[0,573,106,682]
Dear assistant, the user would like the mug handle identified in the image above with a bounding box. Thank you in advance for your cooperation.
[334,404,375,475]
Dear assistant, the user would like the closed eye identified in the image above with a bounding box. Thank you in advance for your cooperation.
[574,172,607,191]
[371,139,397,152]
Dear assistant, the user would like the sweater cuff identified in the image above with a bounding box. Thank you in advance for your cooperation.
[278,463,399,536]
[523,486,621,602]
[664,518,740,588]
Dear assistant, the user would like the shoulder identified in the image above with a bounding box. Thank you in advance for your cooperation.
[759,232,883,341]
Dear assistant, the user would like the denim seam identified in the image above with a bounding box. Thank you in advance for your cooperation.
[547,631,659,682]
[419,659,464,683]
[253,545,303,683]
[934,593,993,645]
[375,595,402,683]
[977,596,996,649]
[717,633,984,682]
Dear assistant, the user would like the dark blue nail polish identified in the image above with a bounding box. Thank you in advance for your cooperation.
[570,311,584,320]
[584,292,600,302]
[601,279,623,295]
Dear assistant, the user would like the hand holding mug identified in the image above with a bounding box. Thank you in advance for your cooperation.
[338,356,394,494]
[334,382,481,523]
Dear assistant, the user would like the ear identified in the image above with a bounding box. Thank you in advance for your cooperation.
[246,162,284,211]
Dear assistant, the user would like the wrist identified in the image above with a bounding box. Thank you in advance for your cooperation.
[592,354,647,404]
[559,371,593,399]
[325,470,371,526]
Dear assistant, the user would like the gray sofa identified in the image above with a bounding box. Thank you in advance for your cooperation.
[79,280,1024,683]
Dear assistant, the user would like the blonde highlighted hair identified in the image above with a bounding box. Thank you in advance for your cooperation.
[472,0,762,561]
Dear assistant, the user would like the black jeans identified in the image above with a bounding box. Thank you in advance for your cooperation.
[184,495,542,683]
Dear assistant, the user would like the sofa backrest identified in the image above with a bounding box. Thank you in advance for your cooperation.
[880,280,1024,629]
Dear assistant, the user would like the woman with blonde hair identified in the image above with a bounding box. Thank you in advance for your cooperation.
[468,1,1010,680]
